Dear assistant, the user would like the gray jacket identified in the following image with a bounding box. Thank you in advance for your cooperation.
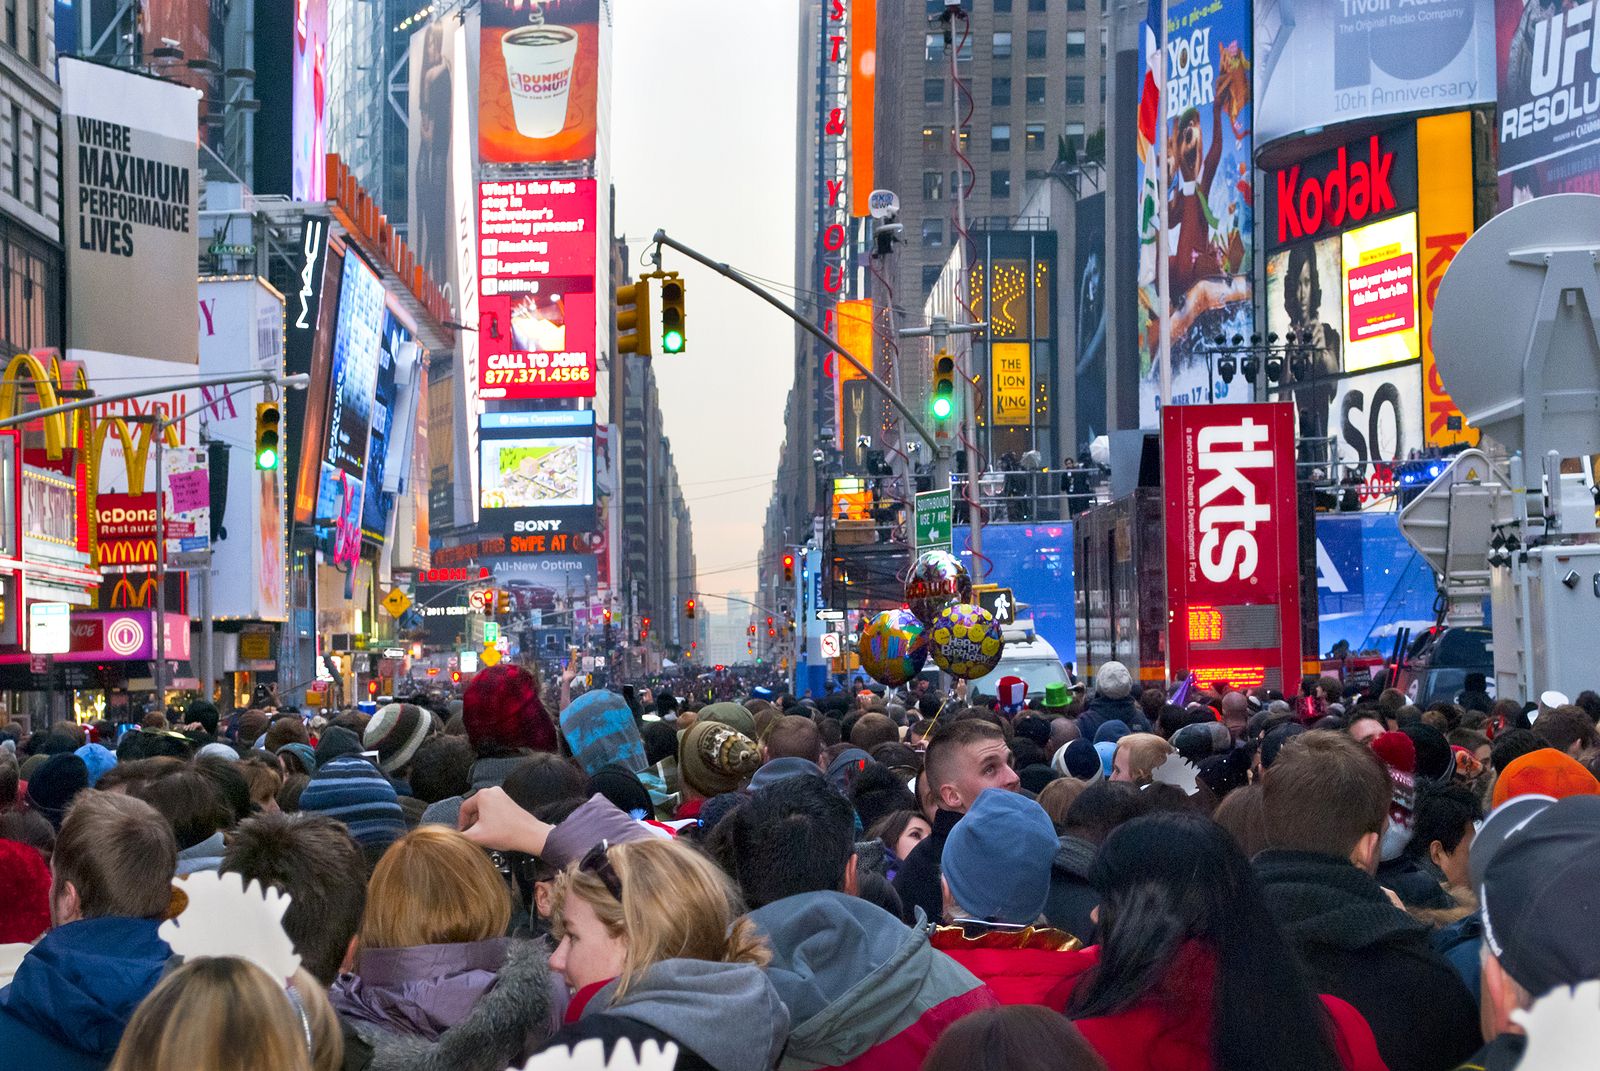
[353,937,563,1071]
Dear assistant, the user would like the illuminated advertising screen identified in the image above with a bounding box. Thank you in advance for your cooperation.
[1135,0,1254,422]
[360,311,411,543]
[1495,0,1600,202]
[314,253,384,565]
[479,0,599,165]
[1265,236,1343,444]
[1341,213,1420,372]
[477,410,596,535]
[1254,0,1493,149]
[292,0,328,200]
[1162,402,1302,693]
[477,178,597,400]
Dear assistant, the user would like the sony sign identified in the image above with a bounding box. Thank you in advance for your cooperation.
[1267,123,1419,250]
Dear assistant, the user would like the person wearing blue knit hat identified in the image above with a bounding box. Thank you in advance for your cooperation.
[929,788,1090,1008]
[299,754,405,862]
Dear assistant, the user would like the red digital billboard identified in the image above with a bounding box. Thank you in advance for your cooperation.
[477,178,597,400]
[1162,402,1302,693]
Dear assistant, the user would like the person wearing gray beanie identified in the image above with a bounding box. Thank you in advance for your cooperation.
[1078,661,1151,741]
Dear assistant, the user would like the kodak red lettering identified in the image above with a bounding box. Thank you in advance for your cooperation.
[1275,135,1396,245]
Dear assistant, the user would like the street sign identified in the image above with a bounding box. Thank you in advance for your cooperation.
[977,587,1016,625]
[398,607,425,631]
[816,608,845,622]
[915,489,952,551]
[819,633,841,659]
[483,621,501,644]
[480,645,502,667]
[382,587,412,618]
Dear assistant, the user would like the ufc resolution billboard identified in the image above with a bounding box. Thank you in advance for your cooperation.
[1162,402,1302,692]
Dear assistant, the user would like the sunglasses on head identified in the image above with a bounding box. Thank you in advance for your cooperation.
[579,839,623,902]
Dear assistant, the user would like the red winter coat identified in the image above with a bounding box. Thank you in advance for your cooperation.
[1066,944,1389,1071]
[929,925,1096,1011]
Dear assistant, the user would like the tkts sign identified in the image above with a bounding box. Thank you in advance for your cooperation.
[1162,403,1301,693]
[1268,124,1419,249]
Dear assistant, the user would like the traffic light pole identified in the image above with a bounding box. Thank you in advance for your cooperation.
[649,230,940,449]
[900,317,989,577]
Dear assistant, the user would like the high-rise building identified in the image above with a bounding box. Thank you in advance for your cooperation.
[877,0,1108,309]
[1,0,63,361]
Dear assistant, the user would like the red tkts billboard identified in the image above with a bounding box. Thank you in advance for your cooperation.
[477,177,597,400]
[1162,402,1302,693]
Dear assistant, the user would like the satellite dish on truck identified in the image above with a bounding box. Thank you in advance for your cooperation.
[1432,193,1600,467]
[1427,193,1600,700]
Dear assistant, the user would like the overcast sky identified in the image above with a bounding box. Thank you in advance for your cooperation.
[610,0,798,608]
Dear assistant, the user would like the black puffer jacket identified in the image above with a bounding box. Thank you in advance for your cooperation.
[1042,834,1098,942]
[1256,850,1480,1071]
[1075,694,1150,740]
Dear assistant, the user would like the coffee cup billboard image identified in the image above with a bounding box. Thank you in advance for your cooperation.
[480,0,598,164]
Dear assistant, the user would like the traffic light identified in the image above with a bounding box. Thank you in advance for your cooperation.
[254,402,281,469]
[782,553,795,583]
[603,609,613,624]
[367,679,379,696]
[496,589,511,616]
[684,597,696,619]
[450,670,461,683]
[931,352,956,423]
[659,273,686,354]
[615,279,652,357]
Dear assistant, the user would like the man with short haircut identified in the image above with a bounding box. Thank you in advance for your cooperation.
[1531,704,1597,755]
[735,775,996,1070]
[0,792,176,1071]
[1255,731,1479,1071]
[221,811,369,985]
[893,719,1019,925]
[762,714,825,766]
[1456,795,1600,1071]
[1347,711,1386,747]
[1220,690,1250,741]
[850,712,899,753]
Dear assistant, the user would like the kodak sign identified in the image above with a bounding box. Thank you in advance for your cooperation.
[1268,123,1418,250]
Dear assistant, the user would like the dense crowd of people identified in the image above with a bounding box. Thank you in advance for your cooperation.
[0,660,1597,1070]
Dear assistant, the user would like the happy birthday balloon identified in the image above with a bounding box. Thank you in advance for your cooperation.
[905,550,972,625]
[928,603,1005,680]
[858,609,930,686]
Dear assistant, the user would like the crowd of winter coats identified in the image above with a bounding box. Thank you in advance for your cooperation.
[0,660,1598,1071]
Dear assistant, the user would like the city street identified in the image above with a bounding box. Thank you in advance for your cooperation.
[0,0,1597,1068]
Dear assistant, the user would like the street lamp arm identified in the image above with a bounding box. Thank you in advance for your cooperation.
[650,230,941,447]
[0,371,309,431]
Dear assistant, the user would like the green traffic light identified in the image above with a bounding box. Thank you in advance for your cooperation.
[931,396,953,419]
[662,329,685,353]
[257,447,278,470]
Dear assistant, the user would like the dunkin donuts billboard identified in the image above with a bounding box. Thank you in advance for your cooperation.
[479,0,599,165]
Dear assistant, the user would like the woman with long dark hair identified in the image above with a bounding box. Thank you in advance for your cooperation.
[1065,812,1386,1071]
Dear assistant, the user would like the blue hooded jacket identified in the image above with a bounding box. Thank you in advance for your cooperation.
[0,916,171,1071]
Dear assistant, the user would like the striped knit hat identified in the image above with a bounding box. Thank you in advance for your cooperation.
[364,703,432,776]
[299,755,405,850]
